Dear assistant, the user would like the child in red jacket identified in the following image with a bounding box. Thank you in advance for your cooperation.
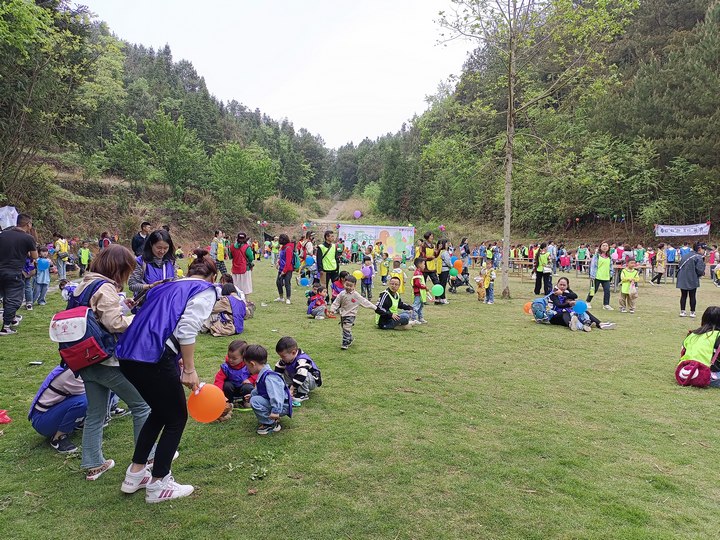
[213,340,257,420]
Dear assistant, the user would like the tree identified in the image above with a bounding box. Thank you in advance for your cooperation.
[105,116,152,192]
[144,109,208,200]
[211,142,278,212]
[439,0,637,298]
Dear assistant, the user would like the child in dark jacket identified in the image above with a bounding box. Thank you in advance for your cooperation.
[274,336,322,404]
[213,340,257,420]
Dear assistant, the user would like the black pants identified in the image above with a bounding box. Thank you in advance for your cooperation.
[651,272,663,284]
[119,351,187,479]
[586,279,611,306]
[437,270,449,301]
[222,381,254,404]
[0,270,24,327]
[276,271,292,299]
[680,289,697,312]
[325,270,338,302]
[424,271,439,287]
[534,272,552,296]
[78,263,87,277]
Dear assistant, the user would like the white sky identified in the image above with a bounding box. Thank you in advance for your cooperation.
[80,0,472,148]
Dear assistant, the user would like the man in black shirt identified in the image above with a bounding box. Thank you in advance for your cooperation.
[0,213,38,335]
[131,221,151,256]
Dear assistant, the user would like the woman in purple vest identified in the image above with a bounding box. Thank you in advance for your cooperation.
[116,250,219,504]
[128,229,176,297]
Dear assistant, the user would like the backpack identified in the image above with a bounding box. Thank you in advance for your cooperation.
[675,360,712,388]
[49,280,117,374]
[530,295,554,323]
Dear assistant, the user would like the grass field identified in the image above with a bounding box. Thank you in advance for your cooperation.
[2,262,720,539]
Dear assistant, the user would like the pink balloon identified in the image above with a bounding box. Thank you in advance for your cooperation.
[361,266,371,276]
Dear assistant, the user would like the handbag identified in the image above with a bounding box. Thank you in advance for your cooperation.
[542,266,552,274]
[629,282,638,299]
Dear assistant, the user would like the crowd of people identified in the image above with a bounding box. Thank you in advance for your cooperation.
[3,214,720,504]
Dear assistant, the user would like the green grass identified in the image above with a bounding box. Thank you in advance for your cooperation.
[1,264,719,539]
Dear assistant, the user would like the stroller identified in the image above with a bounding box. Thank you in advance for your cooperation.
[448,267,475,294]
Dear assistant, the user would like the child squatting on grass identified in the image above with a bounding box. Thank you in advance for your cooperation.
[245,344,293,435]
[213,340,256,422]
[274,336,323,405]
[329,274,377,350]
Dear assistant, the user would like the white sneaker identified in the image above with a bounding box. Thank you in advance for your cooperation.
[569,314,579,331]
[273,297,284,302]
[680,311,687,317]
[285,299,291,305]
[145,474,194,504]
[586,303,592,310]
[121,465,152,494]
[690,312,696,318]
[315,316,325,320]
[599,322,616,330]
[620,308,627,313]
[603,305,614,311]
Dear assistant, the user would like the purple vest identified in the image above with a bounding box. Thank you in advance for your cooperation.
[256,369,292,418]
[115,280,217,363]
[136,256,175,284]
[28,365,69,419]
[284,351,320,379]
[221,295,246,334]
[220,362,251,385]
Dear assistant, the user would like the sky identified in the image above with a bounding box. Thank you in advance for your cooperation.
[80,0,472,148]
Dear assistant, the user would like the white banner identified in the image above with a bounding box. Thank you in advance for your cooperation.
[655,223,710,237]
[337,224,414,257]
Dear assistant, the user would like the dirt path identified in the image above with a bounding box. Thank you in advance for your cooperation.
[315,200,344,224]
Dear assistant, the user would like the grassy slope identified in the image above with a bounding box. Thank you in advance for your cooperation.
[1,263,719,539]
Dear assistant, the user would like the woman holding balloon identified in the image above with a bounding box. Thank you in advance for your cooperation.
[548,277,616,331]
[436,239,452,305]
[115,250,219,503]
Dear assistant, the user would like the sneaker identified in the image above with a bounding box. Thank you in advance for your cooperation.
[315,315,325,320]
[582,324,592,332]
[295,394,309,402]
[419,319,428,324]
[38,301,47,306]
[620,308,627,313]
[690,312,696,318]
[0,326,17,336]
[273,297,284,302]
[256,421,281,435]
[487,301,494,305]
[569,314,579,331]
[25,303,33,311]
[285,299,292,305]
[603,305,614,311]
[292,399,302,407]
[103,415,110,428]
[50,434,78,454]
[86,459,115,481]
[11,315,22,326]
[629,309,635,314]
[111,407,129,418]
[340,344,349,350]
[121,465,152,493]
[145,474,194,503]
[599,322,616,330]
[680,311,687,317]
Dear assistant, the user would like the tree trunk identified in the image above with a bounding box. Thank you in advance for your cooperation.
[501,20,517,300]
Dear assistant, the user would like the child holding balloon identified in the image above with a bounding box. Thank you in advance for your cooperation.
[412,258,429,323]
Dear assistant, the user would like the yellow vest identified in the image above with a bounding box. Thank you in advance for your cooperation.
[217,241,225,261]
[319,243,338,272]
[681,331,720,366]
[424,246,437,272]
[390,269,405,293]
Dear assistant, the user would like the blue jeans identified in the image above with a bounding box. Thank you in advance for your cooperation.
[30,395,87,437]
[413,295,424,321]
[23,277,33,304]
[80,362,150,469]
[33,282,49,304]
[378,311,411,329]
[56,259,67,280]
[250,395,290,425]
[485,283,494,303]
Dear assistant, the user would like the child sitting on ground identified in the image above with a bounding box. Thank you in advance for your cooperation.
[213,340,256,420]
[361,256,375,300]
[331,270,349,301]
[246,344,292,435]
[204,283,248,336]
[59,279,77,302]
[219,273,255,318]
[274,336,323,404]
[329,275,377,349]
[307,285,327,320]
[677,306,720,387]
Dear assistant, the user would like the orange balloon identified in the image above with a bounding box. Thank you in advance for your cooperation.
[523,301,532,314]
[188,383,226,423]
[453,260,463,271]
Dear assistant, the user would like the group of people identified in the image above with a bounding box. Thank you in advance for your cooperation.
[5,212,720,506]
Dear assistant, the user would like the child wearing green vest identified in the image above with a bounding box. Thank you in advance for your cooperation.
[619,259,640,313]
[78,241,92,277]
[679,306,720,387]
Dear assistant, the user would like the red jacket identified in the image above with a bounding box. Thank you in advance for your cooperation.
[279,242,295,274]
[213,356,258,389]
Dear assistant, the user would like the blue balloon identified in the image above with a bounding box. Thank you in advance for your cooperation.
[305,256,315,266]
[300,278,310,287]
[573,300,588,315]
[451,256,458,264]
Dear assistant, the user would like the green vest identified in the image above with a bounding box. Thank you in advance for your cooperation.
[319,243,338,272]
[375,291,399,324]
[680,331,720,366]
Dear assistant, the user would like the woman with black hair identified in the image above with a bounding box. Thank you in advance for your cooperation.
[128,229,176,297]
[117,250,219,503]
[676,241,707,318]
[274,234,295,304]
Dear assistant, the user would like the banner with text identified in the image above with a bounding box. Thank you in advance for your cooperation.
[654,223,711,237]
[337,224,415,258]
